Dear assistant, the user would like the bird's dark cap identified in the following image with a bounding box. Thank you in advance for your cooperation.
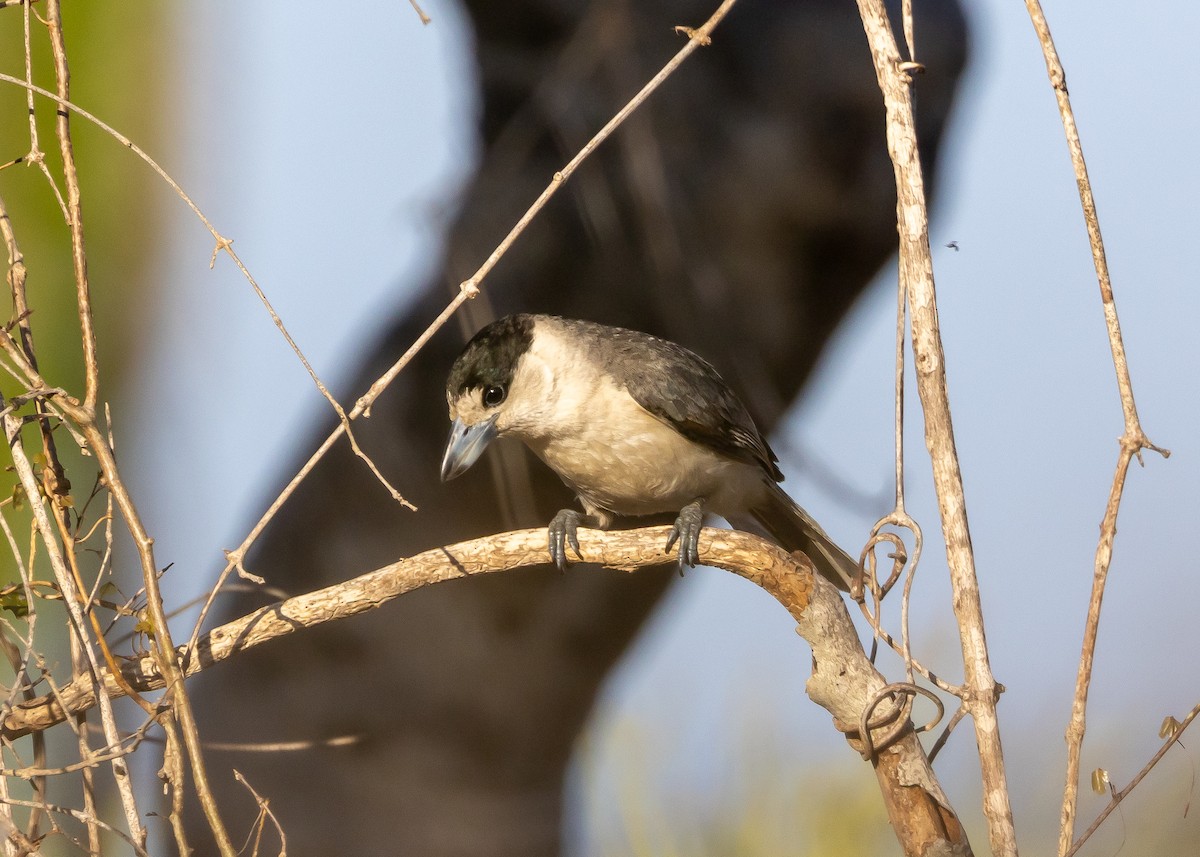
[446,314,535,396]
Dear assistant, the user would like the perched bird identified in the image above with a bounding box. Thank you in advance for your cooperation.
[441,314,857,588]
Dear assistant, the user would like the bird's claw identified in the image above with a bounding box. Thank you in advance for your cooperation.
[664,500,704,575]
[548,509,585,572]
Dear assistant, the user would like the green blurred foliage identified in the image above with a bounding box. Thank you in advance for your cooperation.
[585,694,1200,856]
[585,708,897,856]
[0,0,172,586]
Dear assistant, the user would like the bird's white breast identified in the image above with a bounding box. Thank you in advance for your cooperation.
[501,323,764,519]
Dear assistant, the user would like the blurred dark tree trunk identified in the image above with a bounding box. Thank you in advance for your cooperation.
[188,1,967,854]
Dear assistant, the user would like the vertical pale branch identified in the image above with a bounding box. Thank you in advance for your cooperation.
[21,0,68,220]
[1018,4,1170,854]
[853,2,1018,855]
[73,696,101,854]
[0,410,113,795]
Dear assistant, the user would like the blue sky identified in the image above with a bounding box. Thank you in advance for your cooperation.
[131,0,1199,851]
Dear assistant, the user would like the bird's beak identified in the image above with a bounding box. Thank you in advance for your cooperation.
[440,415,499,481]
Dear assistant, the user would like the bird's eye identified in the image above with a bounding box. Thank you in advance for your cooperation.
[482,385,507,407]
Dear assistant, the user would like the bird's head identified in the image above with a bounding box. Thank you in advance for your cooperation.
[440,314,537,481]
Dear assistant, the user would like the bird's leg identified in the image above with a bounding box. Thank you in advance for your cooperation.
[548,509,603,572]
[664,499,705,575]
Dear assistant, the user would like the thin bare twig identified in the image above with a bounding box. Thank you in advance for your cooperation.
[187,290,471,651]
[2,719,150,779]
[160,715,192,857]
[1018,5,1170,853]
[76,412,237,856]
[0,796,152,857]
[1063,701,1200,857]
[7,17,70,503]
[0,70,406,516]
[21,0,68,222]
[234,770,287,857]
[0,399,145,843]
[454,4,736,302]
[30,4,235,849]
[44,0,98,413]
[854,2,1016,854]
[1,404,119,847]
[927,703,969,764]
[190,0,743,649]
[406,0,430,26]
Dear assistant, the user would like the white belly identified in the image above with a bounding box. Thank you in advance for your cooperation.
[528,391,761,519]
[501,322,768,521]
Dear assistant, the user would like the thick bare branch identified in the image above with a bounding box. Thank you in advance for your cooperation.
[1,528,793,737]
[2,525,970,856]
[189,0,744,664]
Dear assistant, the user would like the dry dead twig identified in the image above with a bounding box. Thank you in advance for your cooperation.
[187,0,743,675]
[854,1,1016,853]
[1018,4,1170,854]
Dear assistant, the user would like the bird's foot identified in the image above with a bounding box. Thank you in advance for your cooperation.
[664,499,705,575]
[548,509,599,572]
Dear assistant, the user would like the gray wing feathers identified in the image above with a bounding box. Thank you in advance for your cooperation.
[570,322,782,479]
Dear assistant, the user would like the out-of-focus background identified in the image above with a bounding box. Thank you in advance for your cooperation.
[2,0,1197,853]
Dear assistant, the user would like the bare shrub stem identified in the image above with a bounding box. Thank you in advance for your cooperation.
[1018,4,1170,852]
[854,1,1017,853]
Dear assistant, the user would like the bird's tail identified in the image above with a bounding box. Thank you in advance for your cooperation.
[742,483,858,591]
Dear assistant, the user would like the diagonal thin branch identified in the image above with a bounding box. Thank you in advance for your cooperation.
[190,0,743,651]
[72,411,236,857]
[0,71,407,509]
[1063,701,1200,857]
[1018,5,1171,853]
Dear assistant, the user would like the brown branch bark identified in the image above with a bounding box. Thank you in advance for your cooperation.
[853,2,1016,854]
[3,526,970,856]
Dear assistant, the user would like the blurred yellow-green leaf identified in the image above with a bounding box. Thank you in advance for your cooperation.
[0,586,29,618]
